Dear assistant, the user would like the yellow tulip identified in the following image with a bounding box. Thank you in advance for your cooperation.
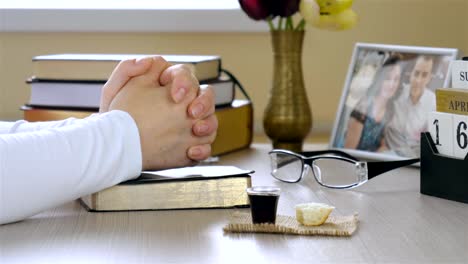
[300,0,320,25]
[317,9,357,31]
[316,0,354,14]
[335,9,358,30]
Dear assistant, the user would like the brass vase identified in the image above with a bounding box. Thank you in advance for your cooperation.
[263,30,312,152]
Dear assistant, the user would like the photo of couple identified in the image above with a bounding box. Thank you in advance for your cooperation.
[332,44,457,159]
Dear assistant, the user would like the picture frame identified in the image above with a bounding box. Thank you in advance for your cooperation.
[330,43,458,161]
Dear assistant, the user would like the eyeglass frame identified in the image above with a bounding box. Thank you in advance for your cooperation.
[268,149,420,189]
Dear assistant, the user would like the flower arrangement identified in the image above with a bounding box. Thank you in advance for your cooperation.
[239,0,357,31]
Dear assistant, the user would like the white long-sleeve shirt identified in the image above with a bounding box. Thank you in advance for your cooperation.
[0,110,142,224]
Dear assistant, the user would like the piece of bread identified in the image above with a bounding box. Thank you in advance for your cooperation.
[295,202,335,226]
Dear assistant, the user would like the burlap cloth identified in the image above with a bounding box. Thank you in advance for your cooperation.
[223,212,359,237]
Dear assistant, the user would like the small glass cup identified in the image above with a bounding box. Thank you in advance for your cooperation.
[246,186,281,224]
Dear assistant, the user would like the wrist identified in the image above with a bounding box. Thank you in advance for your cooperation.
[106,110,144,175]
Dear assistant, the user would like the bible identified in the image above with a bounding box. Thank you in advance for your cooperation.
[79,166,253,211]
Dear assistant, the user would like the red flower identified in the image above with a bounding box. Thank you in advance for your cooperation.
[239,0,271,20]
[271,0,301,17]
[239,0,357,31]
[239,0,301,20]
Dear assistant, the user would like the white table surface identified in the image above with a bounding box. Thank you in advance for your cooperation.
[1,144,467,264]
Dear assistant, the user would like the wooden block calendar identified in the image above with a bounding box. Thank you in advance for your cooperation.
[429,110,468,159]
[420,57,468,203]
[420,132,468,204]
[432,86,468,159]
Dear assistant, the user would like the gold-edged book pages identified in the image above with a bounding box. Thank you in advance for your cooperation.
[32,54,221,82]
[436,88,468,116]
[21,99,253,156]
[80,166,253,211]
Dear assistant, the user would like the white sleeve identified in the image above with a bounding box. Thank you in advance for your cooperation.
[0,110,142,225]
[0,122,15,134]
[0,114,101,134]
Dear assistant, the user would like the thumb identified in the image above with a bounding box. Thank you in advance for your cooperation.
[159,64,197,103]
[99,57,152,113]
[143,56,173,87]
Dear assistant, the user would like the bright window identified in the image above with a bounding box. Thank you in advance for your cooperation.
[0,0,239,10]
[0,0,267,32]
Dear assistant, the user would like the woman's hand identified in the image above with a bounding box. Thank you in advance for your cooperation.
[108,56,216,170]
[100,56,218,162]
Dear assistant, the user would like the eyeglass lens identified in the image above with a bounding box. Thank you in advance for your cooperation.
[270,153,303,182]
[312,158,362,188]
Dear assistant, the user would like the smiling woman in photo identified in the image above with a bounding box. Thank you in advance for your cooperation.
[344,56,402,152]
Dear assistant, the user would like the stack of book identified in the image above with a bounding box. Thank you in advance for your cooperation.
[23,54,253,156]
[429,57,468,159]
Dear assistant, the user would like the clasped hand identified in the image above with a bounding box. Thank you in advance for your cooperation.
[99,56,218,170]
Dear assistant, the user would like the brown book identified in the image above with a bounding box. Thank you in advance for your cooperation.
[80,166,252,211]
[32,54,221,82]
[21,99,253,156]
[436,88,468,115]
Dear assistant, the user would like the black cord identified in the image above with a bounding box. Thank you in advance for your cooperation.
[220,69,251,102]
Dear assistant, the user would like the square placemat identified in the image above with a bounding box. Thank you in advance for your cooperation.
[224,212,359,236]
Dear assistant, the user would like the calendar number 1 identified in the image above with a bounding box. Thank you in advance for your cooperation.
[433,119,441,146]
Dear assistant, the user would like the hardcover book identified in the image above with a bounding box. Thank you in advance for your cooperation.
[32,54,221,82]
[79,166,253,211]
[212,100,253,155]
[27,76,235,108]
[21,99,253,156]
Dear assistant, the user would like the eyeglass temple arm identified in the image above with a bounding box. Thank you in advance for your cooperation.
[301,150,357,160]
[366,158,420,179]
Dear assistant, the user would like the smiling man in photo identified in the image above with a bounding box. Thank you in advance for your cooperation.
[385,55,436,157]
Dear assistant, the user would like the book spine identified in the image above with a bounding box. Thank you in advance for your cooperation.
[436,88,468,116]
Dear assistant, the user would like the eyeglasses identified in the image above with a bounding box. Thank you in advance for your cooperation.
[269,149,419,189]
